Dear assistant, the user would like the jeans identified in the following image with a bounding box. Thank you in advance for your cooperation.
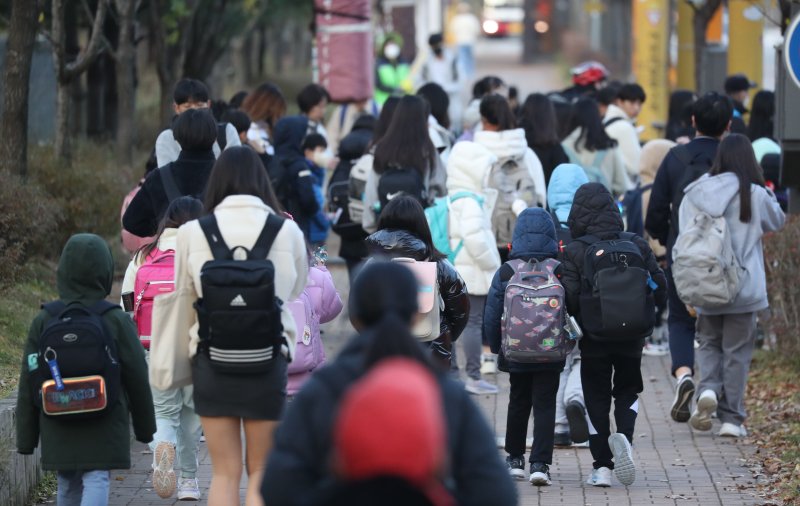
[57,470,110,506]
[581,351,643,470]
[149,384,202,478]
[666,267,696,376]
[505,370,561,464]
[453,294,486,381]
[554,348,584,432]
[695,312,757,425]
[458,44,475,79]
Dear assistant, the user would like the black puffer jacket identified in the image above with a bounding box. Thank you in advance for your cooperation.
[365,230,470,341]
[561,183,667,357]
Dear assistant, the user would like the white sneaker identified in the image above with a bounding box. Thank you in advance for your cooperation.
[480,354,498,375]
[152,441,177,498]
[465,378,499,395]
[642,341,669,356]
[718,422,747,438]
[671,375,695,422]
[689,389,717,431]
[177,477,201,501]
[608,433,636,486]
[586,466,612,487]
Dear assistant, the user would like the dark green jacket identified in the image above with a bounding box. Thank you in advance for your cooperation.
[16,234,156,470]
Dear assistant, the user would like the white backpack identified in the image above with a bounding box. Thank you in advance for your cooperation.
[391,257,442,342]
[347,153,372,223]
[672,212,741,308]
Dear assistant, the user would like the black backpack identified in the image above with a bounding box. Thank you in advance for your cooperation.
[34,301,121,419]
[265,157,289,207]
[328,159,366,241]
[619,183,653,237]
[195,213,286,374]
[576,233,655,341]
[670,145,712,236]
[377,167,427,213]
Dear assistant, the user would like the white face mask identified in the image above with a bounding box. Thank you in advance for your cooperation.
[384,43,401,60]
[313,149,333,168]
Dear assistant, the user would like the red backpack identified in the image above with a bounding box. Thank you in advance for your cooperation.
[133,248,175,349]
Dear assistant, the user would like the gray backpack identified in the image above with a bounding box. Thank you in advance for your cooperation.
[501,259,573,363]
[488,157,537,247]
[672,211,741,308]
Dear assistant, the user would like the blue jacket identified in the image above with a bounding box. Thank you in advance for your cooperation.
[547,163,589,227]
[483,208,565,373]
[273,115,319,240]
[307,160,329,244]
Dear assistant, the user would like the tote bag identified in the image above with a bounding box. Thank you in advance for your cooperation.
[149,287,194,390]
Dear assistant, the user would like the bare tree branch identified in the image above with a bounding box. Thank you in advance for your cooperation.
[62,0,109,79]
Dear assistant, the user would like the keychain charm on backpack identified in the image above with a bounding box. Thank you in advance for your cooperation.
[44,347,65,391]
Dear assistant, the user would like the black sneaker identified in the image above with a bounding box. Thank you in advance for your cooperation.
[506,455,525,480]
[566,401,589,444]
[529,462,551,486]
[554,431,572,447]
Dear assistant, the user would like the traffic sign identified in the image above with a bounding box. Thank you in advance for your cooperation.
[785,13,800,89]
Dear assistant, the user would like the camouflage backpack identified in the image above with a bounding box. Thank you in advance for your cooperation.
[500,258,573,363]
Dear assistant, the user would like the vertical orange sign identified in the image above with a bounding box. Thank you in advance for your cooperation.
[633,0,669,141]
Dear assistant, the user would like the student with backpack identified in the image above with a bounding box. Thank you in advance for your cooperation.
[603,83,646,180]
[474,94,546,263]
[123,109,218,238]
[562,97,631,196]
[483,208,572,486]
[262,261,518,506]
[120,197,204,500]
[16,234,156,506]
[365,196,469,368]
[560,183,667,487]
[675,134,784,437]
[150,147,308,505]
[362,95,447,233]
[438,141,501,394]
[645,92,733,424]
[545,163,590,446]
[154,78,241,167]
[301,133,333,247]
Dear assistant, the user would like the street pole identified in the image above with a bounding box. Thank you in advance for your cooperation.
[677,0,695,90]
[728,0,764,101]
[632,0,670,141]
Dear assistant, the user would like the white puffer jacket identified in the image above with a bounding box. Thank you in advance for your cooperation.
[446,142,502,295]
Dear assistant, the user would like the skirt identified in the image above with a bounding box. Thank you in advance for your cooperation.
[191,352,287,420]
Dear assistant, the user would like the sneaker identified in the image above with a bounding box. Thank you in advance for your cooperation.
[718,422,747,438]
[586,466,612,487]
[671,375,695,422]
[565,400,589,444]
[529,462,551,486]
[608,433,636,486]
[689,389,717,432]
[506,455,525,480]
[152,441,177,498]
[553,432,572,447]
[642,341,669,356]
[177,477,201,501]
[480,354,498,375]
[465,378,499,395]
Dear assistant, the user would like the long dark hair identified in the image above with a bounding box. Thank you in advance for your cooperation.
[569,97,617,152]
[373,96,437,176]
[479,94,516,131]
[377,196,445,261]
[368,97,400,150]
[747,90,775,141]
[519,93,560,147]
[203,146,283,212]
[665,90,697,141]
[138,196,203,260]
[709,133,766,223]
[417,82,450,130]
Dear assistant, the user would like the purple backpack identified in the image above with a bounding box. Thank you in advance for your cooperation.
[501,258,573,363]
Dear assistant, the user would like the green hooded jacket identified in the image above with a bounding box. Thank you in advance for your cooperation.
[16,234,156,470]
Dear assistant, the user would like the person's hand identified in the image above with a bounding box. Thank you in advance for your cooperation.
[685,305,697,318]
[512,199,528,216]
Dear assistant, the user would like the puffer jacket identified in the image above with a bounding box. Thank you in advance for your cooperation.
[547,163,589,229]
[16,234,156,470]
[445,142,502,296]
[474,128,547,207]
[273,115,319,239]
[560,183,667,357]
[483,208,566,373]
[365,230,470,341]
[679,172,784,315]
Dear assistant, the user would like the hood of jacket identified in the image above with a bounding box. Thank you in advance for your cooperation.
[338,128,373,161]
[365,229,430,261]
[446,141,497,192]
[683,172,740,217]
[509,208,558,260]
[639,139,676,185]
[57,234,114,303]
[547,163,588,224]
[273,115,309,158]
[567,183,624,238]
[474,128,528,161]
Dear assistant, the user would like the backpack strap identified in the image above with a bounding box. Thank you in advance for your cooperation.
[160,165,182,202]
[499,261,517,282]
[249,214,285,260]
[198,215,233,260]
[339,104,348,131]
[603,117,624,128]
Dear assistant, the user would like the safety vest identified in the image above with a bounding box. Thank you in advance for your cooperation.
[375,62,410,106]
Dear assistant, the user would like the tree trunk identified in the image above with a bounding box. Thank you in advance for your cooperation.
[692,0,723,92]
[55,81,72,162]
[0,0,39,177]
[115,0,137,168]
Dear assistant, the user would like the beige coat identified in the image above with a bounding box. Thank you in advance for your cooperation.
[639,139,676,259]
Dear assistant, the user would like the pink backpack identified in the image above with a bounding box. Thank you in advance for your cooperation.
[133,248,175,349]
[121,183,154,255]
[286,294,326,377]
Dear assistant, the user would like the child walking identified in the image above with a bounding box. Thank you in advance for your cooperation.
[16,234,156,506]
[483,208,570,486]
[560,183,666,487]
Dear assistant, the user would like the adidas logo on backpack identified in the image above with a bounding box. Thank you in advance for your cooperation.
[230,294,247,307]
